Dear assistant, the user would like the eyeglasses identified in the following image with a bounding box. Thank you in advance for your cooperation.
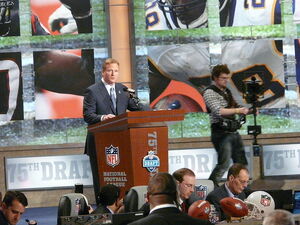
[237,178,249,185]
[218,76,230,80]
[182,182,195,189]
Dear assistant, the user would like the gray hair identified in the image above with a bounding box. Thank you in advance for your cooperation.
[263,209,295,225]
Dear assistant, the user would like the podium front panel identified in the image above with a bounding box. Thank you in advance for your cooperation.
[94,126,168,195]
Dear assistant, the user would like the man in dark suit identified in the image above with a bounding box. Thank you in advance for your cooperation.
[172,168,196,213]
[83,58,144,204]
[91,184,123,214]
[128,172,213,225]
[138,168,196,216]
[205,163,249,221]
[0,191,28,225]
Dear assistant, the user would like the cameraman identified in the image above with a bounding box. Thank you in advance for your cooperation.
[203,64,249,187]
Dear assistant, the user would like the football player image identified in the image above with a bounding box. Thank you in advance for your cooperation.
[0,0,19,36]
[145,0,230,30]
[220,0,281,27]
[148,43,211,112]
[293,0,300,93]
[146,0,282,112]
[147,40,284,111]
[146,0,213,112]
[145,0,208,30]
[48,4,77,34]
[220,0,285,107]
[32,0,94,119]
[0,52,23,121]
[31,0,94,96]
[0,0,22,120]
[31,0,92,35]
[0,0,94,121]
[221,39,285,108]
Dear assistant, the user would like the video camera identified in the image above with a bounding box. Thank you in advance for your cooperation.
[244,76,264,104]
[243,76,263,156]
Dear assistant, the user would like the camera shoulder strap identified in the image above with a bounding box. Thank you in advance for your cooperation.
[205,85,238,108]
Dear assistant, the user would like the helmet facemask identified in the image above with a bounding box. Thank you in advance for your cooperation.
[163,0,207,25]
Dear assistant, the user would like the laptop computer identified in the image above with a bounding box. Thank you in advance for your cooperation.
[112,212,144,225]
[60,213,112,225]
[293,190,300,214]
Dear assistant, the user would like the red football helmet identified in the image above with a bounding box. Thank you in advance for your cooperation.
[188,200,211,220]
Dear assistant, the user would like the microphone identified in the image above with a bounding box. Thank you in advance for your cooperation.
[123,87,144,110]
[123,87,136,94]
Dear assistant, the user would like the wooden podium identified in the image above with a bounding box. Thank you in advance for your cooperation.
[88,109,185,194]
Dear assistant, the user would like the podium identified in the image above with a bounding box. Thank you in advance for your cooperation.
[88,109,185,194]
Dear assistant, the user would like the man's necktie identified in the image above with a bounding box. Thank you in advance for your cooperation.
[181,202,187,213]
[110,87,116,109]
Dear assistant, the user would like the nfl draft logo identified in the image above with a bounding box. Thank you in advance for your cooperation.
[142,151,160,173]
[105,145,120,167]
[195,185,207,199]
[260,194,271,206]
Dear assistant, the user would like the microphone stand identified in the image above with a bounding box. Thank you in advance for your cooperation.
[123,87,145,110]
[129,92,140,106]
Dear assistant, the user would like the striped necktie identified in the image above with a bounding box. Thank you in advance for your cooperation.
[110,87,116,109]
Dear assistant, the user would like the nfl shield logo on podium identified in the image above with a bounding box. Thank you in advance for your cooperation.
[105,145,120,167]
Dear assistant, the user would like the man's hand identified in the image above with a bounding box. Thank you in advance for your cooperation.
[59,0,91,18]
[116,198,124,213]
[236,107,249,115]
[102,114,116,121]
[48,5,77,34]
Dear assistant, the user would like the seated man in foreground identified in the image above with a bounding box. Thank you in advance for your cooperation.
[0,191,28,225]
[139,167,196,215]
[128,172,213,225]
[173,168,196,212]
[262,209,295,225]
[91,184,123,214]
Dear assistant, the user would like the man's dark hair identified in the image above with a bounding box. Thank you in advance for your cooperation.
[99,184,120,206]
[2,191,28,207]
[172,168,195,183]
[227,163,249,180]
[211,64,230,80]
[147,172,178,205]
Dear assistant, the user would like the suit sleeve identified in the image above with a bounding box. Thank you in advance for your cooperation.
[206,192,225,221]
[83,88,102,125]
[127,98,147,111]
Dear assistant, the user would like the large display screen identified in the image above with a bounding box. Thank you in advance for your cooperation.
[1,0,300,147]
[0,0,107,146]
[135,0,300,138]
